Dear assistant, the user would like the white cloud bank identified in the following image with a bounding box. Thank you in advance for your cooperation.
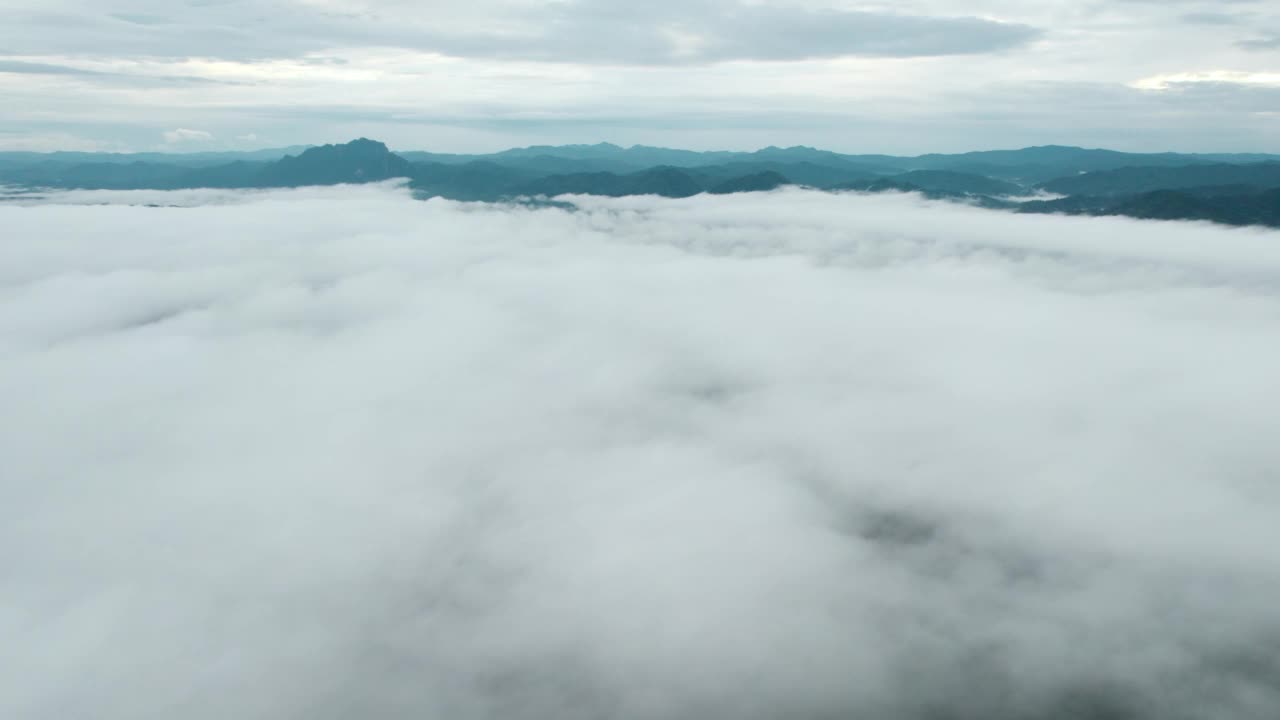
[162,127,214,144]
[1132,70,1280,90]
[2,185,1280,720]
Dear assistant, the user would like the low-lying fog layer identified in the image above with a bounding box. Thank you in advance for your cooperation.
[3,184,1279,720]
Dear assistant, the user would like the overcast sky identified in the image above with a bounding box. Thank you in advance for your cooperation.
[1,1,1278,154]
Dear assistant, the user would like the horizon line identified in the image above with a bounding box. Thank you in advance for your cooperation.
[4,139,1280,159]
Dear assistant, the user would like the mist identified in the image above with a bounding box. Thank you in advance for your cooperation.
[3,184,1279,720]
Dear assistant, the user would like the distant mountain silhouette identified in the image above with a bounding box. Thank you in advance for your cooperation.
[707,171,790,194]
[3,161,191,190]
[1041,162,1280,196]
[689,161,876,188]
[516,167,704,198]
[0,146,308,173]
[1015,195,1112,216]
[409,161,538,201]
[889,170,1023,196]
[831,177,922,194]
[1110,188,1280,226]
[1019,186,1280,227]
[3,138,1279,228]
[258,138,411,187]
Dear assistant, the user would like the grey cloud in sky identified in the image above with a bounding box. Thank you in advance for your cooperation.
[0,59,237,86]
[0,1,1039,64]
[677,7,1040,62]
[408,2,1041,65]
[1180,11,1243,24]
[0,0,1277,151]
[1116,0,1262,4]
[1237,34,1280,50]
[0,59,116,76]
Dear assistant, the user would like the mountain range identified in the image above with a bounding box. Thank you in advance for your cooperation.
[3,138,1279,228]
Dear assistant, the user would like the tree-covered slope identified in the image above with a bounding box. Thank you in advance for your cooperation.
[1041,162,1280,197]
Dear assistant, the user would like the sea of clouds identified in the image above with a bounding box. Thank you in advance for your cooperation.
[2,183,1279,719]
